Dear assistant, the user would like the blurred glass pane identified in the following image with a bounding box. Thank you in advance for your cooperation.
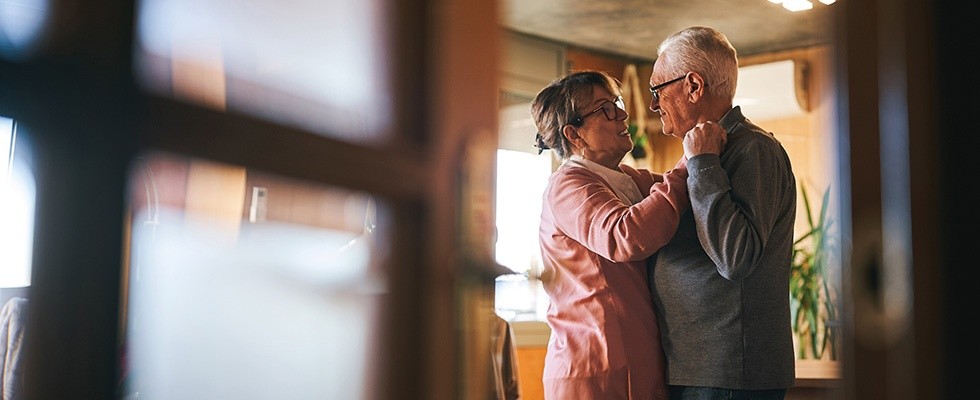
[134,0,391,144]
[121,151,387,399]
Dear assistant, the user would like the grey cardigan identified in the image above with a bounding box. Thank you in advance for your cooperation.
[649,106,797,390]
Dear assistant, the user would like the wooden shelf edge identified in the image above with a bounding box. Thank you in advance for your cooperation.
[795,360,841,387]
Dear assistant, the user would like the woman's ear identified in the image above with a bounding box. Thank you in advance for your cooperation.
[562,124,580,146]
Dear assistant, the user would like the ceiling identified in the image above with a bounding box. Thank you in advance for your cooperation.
[499,0,836,61]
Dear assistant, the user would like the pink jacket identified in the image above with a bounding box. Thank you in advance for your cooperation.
[539,158,689,400]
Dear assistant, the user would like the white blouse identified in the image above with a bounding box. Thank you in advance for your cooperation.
[565,155,643,205]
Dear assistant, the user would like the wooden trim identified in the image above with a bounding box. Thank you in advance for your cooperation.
[140,97,429,202]
[795,360,842,388]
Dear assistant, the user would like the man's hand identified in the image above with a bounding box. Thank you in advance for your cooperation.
[683,121,727,159]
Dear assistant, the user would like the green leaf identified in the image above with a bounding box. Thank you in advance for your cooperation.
[790,181,839,360]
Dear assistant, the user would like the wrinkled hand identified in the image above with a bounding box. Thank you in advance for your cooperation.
[683,121,727,159]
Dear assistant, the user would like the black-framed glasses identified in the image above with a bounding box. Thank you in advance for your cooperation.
[570,96,626,126]
[649,75,686,101]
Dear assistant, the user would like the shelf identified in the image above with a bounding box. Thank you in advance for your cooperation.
[795,359,841,387]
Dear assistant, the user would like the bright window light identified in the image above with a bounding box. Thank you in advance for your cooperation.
[494,149,550,273]
[494,148,552,321]
[0,116,34,288]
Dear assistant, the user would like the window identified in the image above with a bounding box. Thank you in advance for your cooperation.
[0,116,33,291]
[494,34,566,324]
[493,149,551,321]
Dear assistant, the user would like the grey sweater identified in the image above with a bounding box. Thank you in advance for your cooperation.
[649,106,797,390]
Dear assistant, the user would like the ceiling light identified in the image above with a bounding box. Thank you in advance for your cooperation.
[768,0,837,11]
[781,0,814,12]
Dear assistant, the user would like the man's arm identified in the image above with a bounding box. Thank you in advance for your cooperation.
[688,135,792,280]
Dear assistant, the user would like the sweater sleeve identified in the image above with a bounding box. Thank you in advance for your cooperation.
[545,158,689,262]
[687,136,794,280]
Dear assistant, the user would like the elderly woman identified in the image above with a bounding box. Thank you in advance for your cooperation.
[530,70,724,400]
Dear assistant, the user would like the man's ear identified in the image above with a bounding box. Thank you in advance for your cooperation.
[687,72,706,102]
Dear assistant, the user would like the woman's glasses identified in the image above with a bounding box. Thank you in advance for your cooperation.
[570,96,626,125]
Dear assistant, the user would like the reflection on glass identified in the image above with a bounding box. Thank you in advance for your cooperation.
[121,151,386,399]
[134,0,391,144]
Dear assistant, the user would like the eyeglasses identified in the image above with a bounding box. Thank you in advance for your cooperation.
[570,96,626,126]
[649,75,686,101]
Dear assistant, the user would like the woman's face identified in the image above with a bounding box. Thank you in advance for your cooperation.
[567,85,632,169]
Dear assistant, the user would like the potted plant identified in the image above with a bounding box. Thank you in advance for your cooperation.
[789,183,840,360]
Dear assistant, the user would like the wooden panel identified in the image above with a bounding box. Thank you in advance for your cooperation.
[184,159,247,241]
[515,347,546,400]
[566,47,629,80]
[243,171,365,231]
[646,129,684,173]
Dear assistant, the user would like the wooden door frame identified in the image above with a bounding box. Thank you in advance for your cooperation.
[0,0,503,399]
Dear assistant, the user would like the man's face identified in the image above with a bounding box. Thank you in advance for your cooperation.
[649,63,697,139]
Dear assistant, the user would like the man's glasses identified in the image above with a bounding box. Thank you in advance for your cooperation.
[649,75,686,101]
[570,96,626,126]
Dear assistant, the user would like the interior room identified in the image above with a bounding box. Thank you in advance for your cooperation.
[494,6,839,395]
[0,0,973,399]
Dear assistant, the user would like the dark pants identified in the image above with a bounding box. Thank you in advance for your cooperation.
[669,386,787,400]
